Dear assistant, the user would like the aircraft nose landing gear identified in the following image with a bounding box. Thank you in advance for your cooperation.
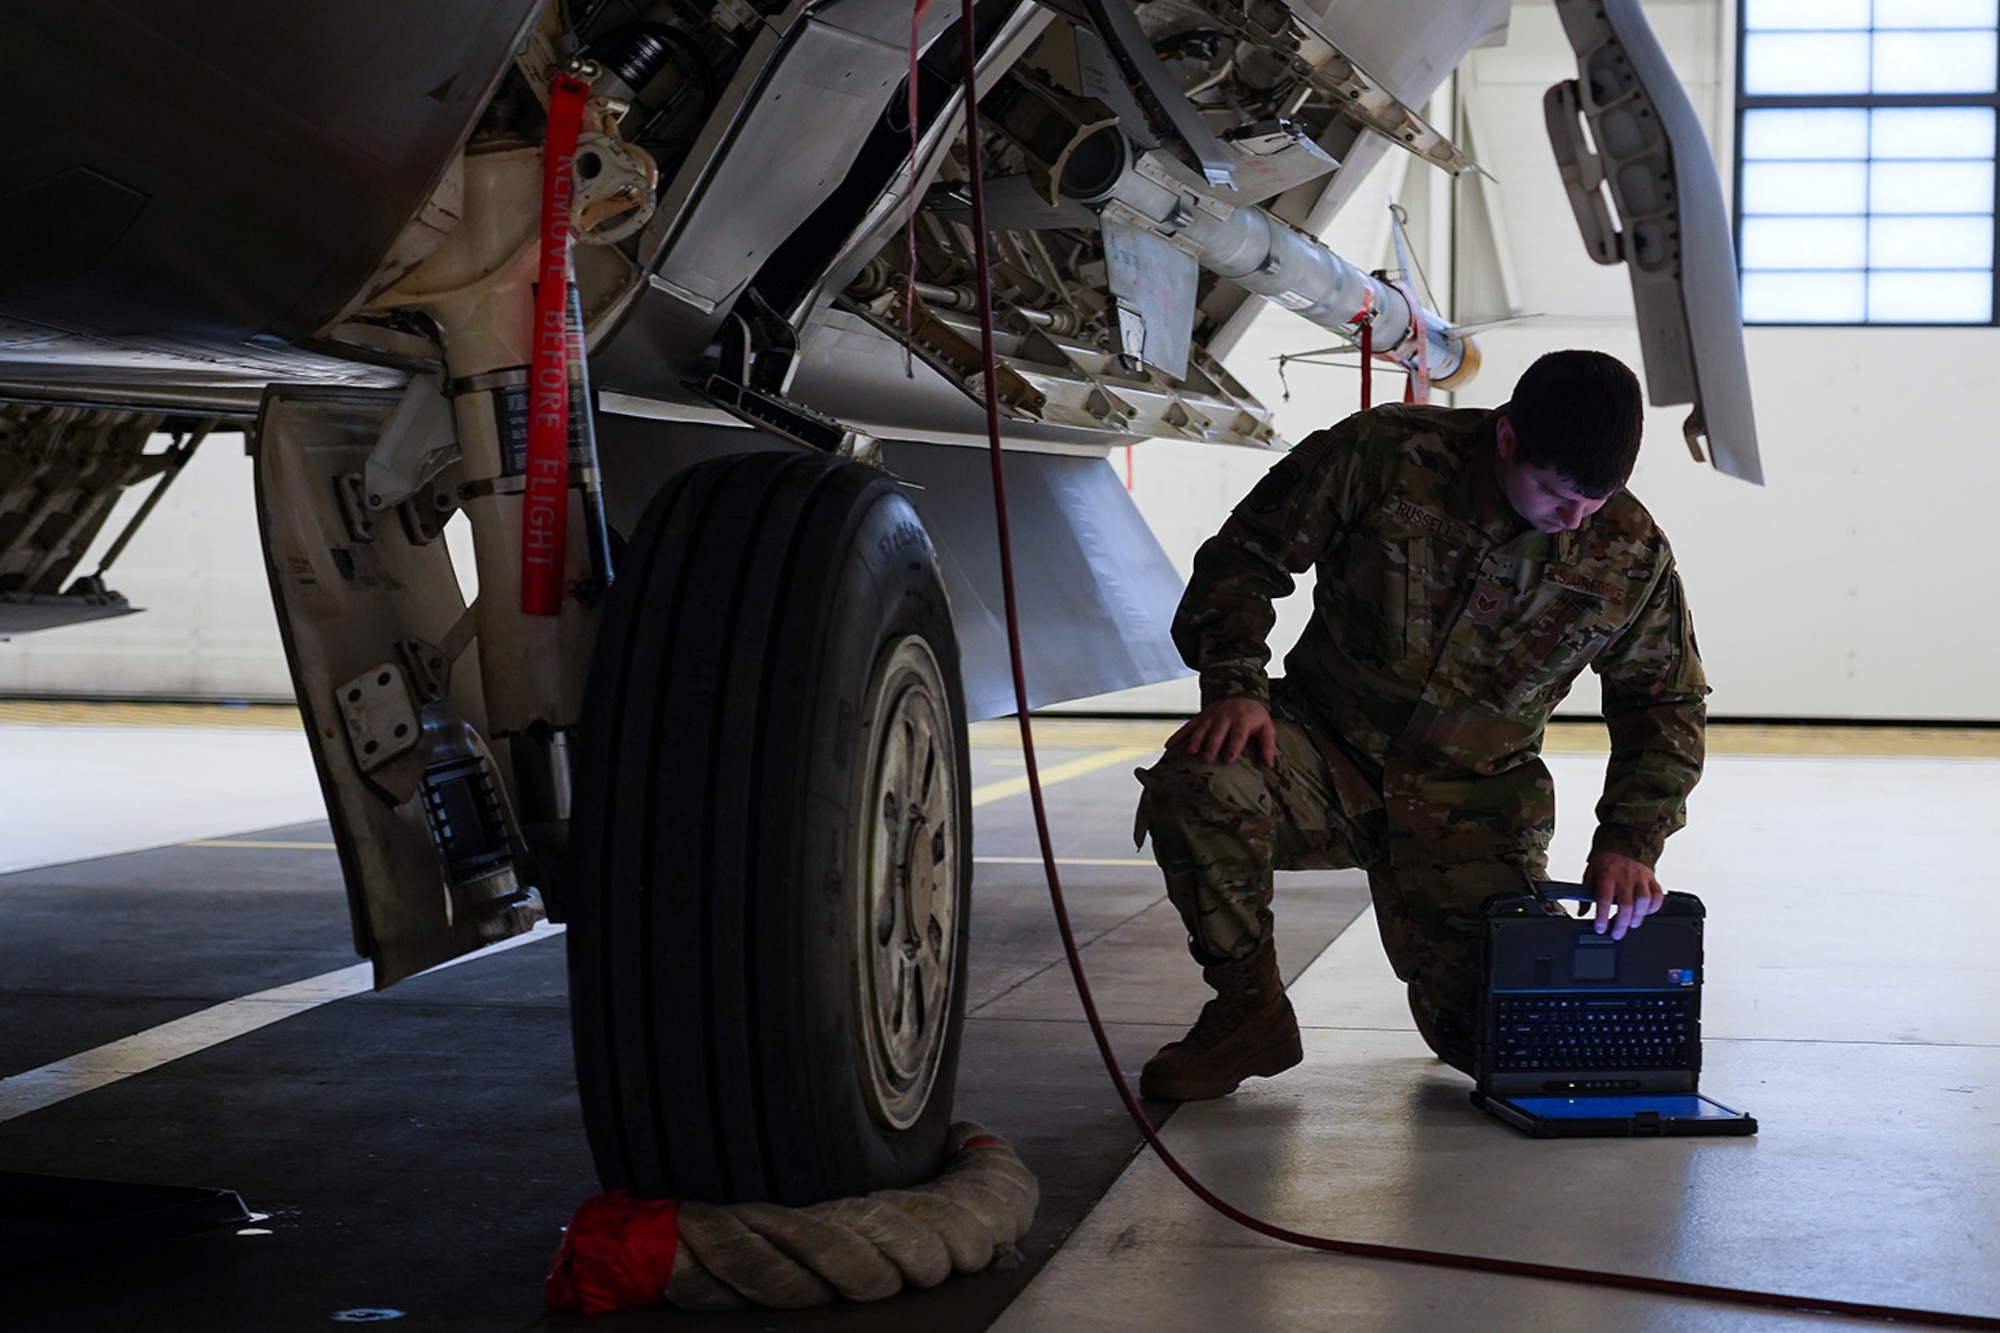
[568,448,971,1206]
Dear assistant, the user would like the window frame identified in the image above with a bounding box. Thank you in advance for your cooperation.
[1734,4,2000,327]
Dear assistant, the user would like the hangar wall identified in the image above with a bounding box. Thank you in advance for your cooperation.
[0,434,296,699]
[4,0,1994,723]
[1093,0,2000,724]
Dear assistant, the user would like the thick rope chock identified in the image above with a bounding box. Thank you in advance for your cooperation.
[546,1122,1038,1313]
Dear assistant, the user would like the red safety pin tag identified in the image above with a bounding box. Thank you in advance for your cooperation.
[522,69,591,616]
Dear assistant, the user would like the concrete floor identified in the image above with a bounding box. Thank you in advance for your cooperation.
[994,733,2000,1332]
[2,706,1997,1331]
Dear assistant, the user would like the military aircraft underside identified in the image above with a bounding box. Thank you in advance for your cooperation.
[0,0,1754,1211]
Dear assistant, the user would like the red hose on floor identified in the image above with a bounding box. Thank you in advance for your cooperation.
[952,6,1996,1328]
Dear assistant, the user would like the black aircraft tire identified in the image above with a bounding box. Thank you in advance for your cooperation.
[568,450,972,1205]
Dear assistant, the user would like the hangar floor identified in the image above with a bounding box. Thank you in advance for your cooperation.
[2,704,1997,1332]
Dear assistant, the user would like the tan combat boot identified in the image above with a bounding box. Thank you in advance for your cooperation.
[1139,937,1303,1100]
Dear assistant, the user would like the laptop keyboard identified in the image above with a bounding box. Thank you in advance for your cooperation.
[1490,993,1696,1071]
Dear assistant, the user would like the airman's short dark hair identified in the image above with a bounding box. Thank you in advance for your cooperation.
[1502,350,1644,497]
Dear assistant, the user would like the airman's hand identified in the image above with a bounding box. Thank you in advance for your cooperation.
[1583,850,1664,939]
[1165,698,1277,767]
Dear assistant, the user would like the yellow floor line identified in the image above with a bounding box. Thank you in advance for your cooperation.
[969,746,1155,808]
[1541,720,2000,758]
[185,746,1157,851]
[976,856,1152,867]
[182,845,1158,868]
[13,698,1995,756]
[0,700,301,729]
[970,718,1176,750]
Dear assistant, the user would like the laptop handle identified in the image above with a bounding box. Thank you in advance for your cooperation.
[1530,881,1705,918]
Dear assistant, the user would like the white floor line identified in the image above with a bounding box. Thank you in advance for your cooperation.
[0,922,566,1125]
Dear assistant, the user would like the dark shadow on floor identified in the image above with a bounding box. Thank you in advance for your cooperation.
[0,756,1370,1332]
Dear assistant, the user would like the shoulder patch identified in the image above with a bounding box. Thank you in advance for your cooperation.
[1243,458,1302,515]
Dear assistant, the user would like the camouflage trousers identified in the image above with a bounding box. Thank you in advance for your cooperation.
[1134,716,1537,1073]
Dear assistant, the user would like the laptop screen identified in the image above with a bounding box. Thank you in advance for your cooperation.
[1504,1094,1739,1120]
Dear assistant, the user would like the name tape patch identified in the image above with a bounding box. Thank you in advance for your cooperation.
[1388,499,1456,540]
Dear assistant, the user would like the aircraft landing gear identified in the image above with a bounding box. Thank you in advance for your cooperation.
[567,449,971,1204]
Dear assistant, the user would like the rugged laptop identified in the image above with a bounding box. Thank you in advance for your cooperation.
[1470,883,1756,1137]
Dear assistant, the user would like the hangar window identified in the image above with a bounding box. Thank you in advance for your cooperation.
[1737,0,2000,324]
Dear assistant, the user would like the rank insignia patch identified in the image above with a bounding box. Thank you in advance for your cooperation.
[1467,580,1511,626]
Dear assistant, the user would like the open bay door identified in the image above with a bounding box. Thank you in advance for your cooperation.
[1547,0,1763,485]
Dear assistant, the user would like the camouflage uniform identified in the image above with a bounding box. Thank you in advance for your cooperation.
[1136,404,1708,1071]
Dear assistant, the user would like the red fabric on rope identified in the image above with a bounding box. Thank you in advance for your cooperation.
[545,1192,681,1313]
[1388,276,1429,405]
[522,69,590,615]
[955,2,1997,1326]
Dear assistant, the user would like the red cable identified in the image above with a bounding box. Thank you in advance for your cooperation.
[955,5,1997,1326]
[1358,317,1372,410]
[522,69,590,615]
[903,0,933,375]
